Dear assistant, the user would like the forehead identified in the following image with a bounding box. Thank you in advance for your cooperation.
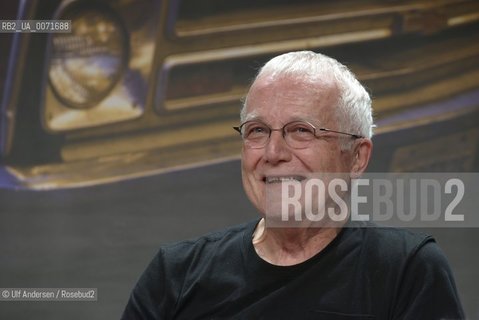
[244,74,339,123]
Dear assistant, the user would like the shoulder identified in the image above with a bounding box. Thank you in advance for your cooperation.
[361,226,454,276]
[367,228,466,318]
[348,222,435,262]
[344,221,459,274]
[343,224,464,317]
[162,219,256,251]
[338,223,443,283]
[143,220,256,306]
[121,220,259,318]
[158,219,257,265]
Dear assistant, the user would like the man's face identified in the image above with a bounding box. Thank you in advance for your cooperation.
[241,75,356,215]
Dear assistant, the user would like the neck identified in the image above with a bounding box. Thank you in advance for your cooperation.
[252,218,342,266]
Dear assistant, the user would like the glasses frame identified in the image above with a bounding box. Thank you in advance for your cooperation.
[233,120,364,149]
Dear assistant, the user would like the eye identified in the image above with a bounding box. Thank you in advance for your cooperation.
[243,122,269,138]
[286,122,315,140]
[296,126,313,133]
[287,123,314,134]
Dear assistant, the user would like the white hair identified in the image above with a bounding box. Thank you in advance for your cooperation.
[241,51,374,145]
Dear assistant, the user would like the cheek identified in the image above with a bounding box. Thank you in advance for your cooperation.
[241,147,261,174]
[241,149,264,197]
[303,146,348,172]
[330,151,354,172]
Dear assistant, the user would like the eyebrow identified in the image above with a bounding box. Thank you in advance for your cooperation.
[290,116,319,125]
[242,114,325,127]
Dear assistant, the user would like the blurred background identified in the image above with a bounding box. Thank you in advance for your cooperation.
[1,0,478,319]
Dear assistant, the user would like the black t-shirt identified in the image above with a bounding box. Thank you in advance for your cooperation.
[121,220,464,319]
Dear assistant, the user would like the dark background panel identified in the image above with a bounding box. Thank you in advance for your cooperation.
[0,160,478,319]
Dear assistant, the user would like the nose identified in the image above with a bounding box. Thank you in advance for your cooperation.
[263,130,292,165]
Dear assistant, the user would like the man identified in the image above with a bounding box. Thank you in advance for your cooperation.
[122,51,464,319]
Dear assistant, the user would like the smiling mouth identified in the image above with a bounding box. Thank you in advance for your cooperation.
[264,176,306,184]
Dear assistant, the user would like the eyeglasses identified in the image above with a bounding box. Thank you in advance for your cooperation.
[233,120,363,149]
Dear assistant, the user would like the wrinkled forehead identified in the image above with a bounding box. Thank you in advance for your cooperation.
[244,74,340,123]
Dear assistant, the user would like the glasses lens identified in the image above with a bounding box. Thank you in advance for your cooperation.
[284,121,316,148]
[241,121,270,148]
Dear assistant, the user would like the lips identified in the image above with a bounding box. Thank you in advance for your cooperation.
[263,175,306,184]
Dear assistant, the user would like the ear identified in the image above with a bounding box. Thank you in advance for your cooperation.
[350,139,373,179]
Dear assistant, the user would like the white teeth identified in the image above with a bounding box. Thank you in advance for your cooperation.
[265,176,305,184]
